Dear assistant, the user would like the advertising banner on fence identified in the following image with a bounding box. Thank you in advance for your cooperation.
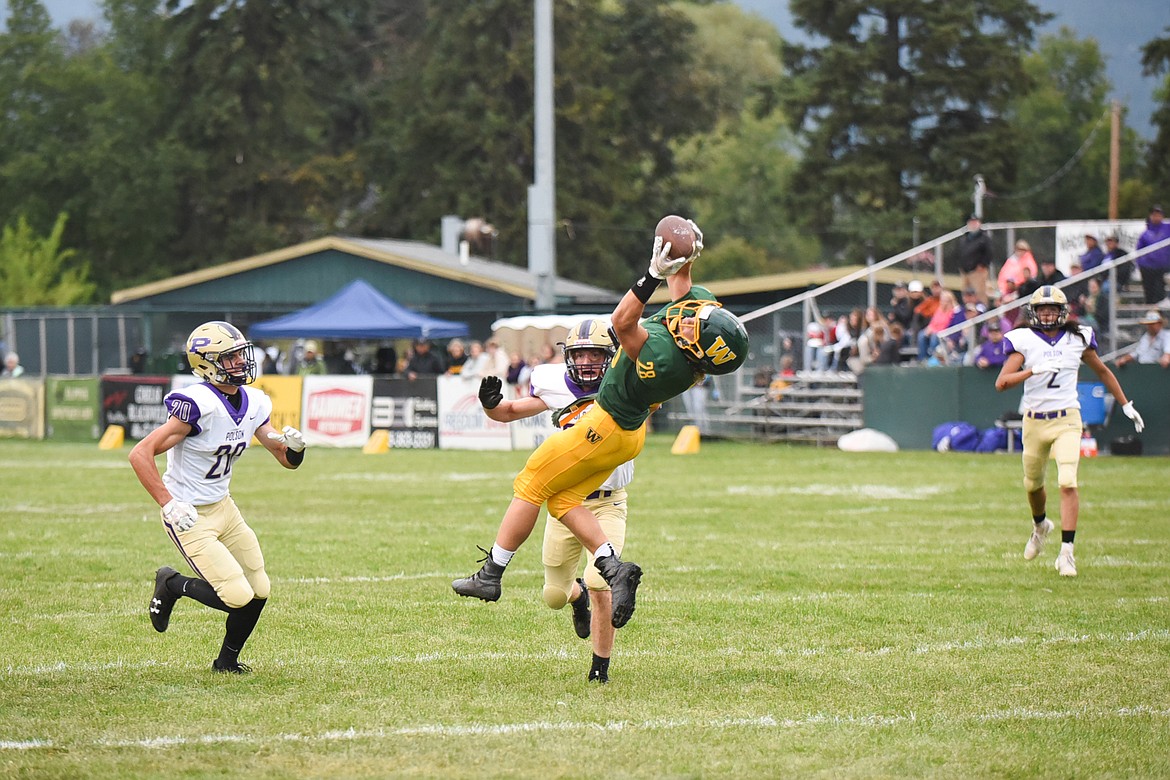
[100,375,170,440]
[508,382,557,451]
[371,377,439,449]
[251,374,304,437]
[46,376,100,441]
[0,378,45,439]
[437,374,511,450]
[301,375,372,448]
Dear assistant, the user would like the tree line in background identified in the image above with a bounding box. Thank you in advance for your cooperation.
[2,0,1170,305]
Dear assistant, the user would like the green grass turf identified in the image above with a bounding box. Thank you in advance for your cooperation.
[1,437,1168,778]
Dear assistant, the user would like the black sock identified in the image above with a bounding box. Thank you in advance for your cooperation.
[218,598,267,664]
[589,653,610,682]
[1032,514,1046,525]
[1061,530,1075,544]
[171,575,232,613]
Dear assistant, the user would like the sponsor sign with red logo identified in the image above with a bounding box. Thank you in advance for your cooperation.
[301,376,372,447]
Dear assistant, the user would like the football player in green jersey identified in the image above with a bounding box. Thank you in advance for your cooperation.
[453,219,749,630]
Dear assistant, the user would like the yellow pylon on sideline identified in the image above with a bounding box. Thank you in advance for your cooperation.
[671,425,701,455]
[363,429,390,454]
[98,425,125,450]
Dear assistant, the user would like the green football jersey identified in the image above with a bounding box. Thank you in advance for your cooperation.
[597,285,714,430]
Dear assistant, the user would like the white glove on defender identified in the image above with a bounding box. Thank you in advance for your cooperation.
[1029,358,1061,375]
[1122,401,1145,433]
[267,425,306,452]
[648,236,691,280]
[163,499,199,532]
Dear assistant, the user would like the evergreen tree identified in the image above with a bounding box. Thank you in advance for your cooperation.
[784,0,1051,261]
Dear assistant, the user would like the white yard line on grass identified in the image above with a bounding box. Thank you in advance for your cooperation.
[7,706,1170,751]
[7,628,1167,678]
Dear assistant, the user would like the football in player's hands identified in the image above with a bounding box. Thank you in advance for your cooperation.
[655,215,695,260]
[268,425,306,451]
[479,376,503,409]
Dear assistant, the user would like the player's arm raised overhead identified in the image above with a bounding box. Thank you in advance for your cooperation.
[613,224,702,361]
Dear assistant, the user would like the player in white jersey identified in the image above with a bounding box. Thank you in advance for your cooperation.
[473,318,631,683]
[995,287,1144,577]
[129,321,307,673]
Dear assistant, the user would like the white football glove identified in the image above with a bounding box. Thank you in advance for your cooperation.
[686,219,704,262]
[267,425,306,452]
[163,499,199,533]
[1029,358,1061,375]
[1122,401,1145,433]
[648,236,690,280]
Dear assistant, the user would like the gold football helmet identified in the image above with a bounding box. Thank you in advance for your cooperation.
[561,318,616,387]
[185,321,256,386]
[1026,286,1070,329]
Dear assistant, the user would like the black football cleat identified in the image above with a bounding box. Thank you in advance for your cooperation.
[594,554,642,628]
[149,566,180,633]
[212,659,252,674]
[452,547,506,602]
[570,578,591,640]
[588,668,609,684]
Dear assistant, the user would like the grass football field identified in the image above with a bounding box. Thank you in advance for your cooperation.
[1,437,1168,779]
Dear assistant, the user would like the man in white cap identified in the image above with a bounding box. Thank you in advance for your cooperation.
[1115,310,1170,368]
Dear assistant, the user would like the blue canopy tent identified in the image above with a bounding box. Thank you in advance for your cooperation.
[248,279,469,340]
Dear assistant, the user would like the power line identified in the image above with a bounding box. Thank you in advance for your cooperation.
[994,108,1110,200]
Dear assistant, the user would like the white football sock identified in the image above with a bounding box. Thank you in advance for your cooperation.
[490,545,515,567]
[592,542,616,560]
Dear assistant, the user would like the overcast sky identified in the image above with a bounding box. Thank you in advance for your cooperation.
[22,0,1170,137]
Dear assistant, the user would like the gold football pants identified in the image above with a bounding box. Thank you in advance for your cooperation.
[513,403,646,519]
[1021,409,1083,492]
[163,495,270,609]
[541,489,628,608]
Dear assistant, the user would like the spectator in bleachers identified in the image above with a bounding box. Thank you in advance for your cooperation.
[804,318,828,372]
[958,213,994,306]
[1000,277,1023,328]
[1079,233,1105,272]
[1114,310,1170,368]
[1019,256,1064,299]
[485,338,510,377]
[874,323,905,365]
[2,351,24,378]
[973,319,1008,369]
[373,345,398,375]
[848,319,888,374]
[998,240,1038,298]
[461,340,490,379]
[405,338,445,379]
[1136,204,1170,306]
[918,289,964,362]
[1064,260,1089,318]
[887,282,915,336]
[910,280,939,347]
[297,341,327,376]
[445,339,468,374]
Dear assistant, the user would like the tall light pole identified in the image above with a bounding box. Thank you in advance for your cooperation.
[528,0,556,312]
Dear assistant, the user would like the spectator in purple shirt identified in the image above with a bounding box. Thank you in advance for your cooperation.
[974,320,1008,369]
[1136,205,1170,305]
